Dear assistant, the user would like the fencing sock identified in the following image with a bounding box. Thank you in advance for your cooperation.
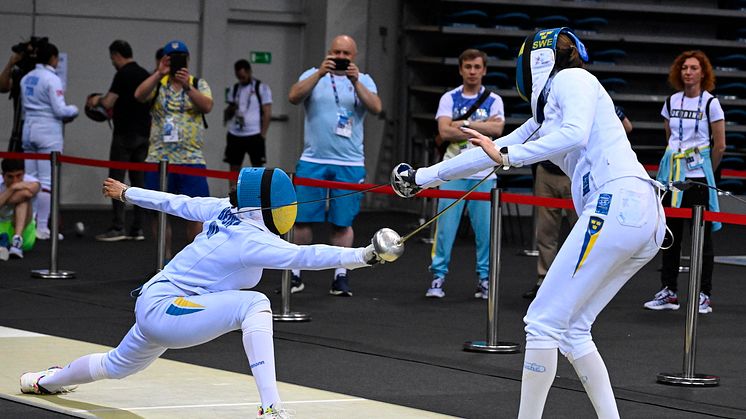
[242,310,280,410]
[518,348,558,419]
[38,353,107,392]
[36,190,51,231]
[570,350,620,419]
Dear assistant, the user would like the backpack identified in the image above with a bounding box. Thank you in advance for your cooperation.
[232,79,264,120]
[152,76,208,129]
[665,93,715,141]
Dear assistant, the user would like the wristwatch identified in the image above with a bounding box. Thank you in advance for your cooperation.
[462,120,470,127]
[499,146,511,170]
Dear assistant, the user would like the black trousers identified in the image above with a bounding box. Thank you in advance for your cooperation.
[109,132,149,231]
[660,178,714,295]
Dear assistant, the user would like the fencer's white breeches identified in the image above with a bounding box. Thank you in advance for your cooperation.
[524,176,665,361]
[22,116,64,190]
[101,278,271,379]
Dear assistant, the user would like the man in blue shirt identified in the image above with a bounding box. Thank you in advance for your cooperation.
[287,34,382,296]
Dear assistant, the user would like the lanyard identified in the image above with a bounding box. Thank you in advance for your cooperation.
[677,91,704,150]
[329,74,357,109]
[238,81,254,112]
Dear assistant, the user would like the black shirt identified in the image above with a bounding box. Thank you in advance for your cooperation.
[109,61,151,136]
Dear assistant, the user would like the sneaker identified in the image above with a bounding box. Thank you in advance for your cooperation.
[20,366,77,394]
[274,274,304,294]
[643,287,680,311]
[699,292,713,314]
[425,277,445,298]
[329,274,352,297]
[9,235,23,259]
[257,404,292,418]
[0,246,8,262]
[522,284,540,300]
[474,279,489,300]
[95,228,127,242]
[36,229,63,241]
[127,229,145,241]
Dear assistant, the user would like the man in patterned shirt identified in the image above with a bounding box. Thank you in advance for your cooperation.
[135,40,213,259]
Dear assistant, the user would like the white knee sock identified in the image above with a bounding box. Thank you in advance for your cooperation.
[518,348,558,419]
[570,351,620,419]
[39,353,107,391]
[334,268,346,277]
[36,190,51,231]
[242,310,280,410]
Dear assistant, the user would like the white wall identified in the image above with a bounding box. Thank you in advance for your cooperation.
[0,0,401,207]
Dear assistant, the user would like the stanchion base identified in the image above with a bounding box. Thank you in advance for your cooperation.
[520,250,539,257]
[273,312,311,322]
[657,372,719,386]
[31,269,76,279]
[419,238,435,244]
[679,266,690,273]
[463,340,520,353]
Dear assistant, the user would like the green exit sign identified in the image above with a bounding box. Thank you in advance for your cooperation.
[250,51,271,64]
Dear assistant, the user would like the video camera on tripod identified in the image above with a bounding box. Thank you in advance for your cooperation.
[6,36,50,152]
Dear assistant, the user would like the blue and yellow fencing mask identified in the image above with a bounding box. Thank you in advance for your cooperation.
[515,27,589,123]
[236,167,297,235]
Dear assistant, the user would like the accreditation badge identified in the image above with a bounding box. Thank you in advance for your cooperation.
[163,116,180,143]
[335,109,353,138]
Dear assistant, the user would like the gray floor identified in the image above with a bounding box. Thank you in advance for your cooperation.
[1,209,745,418]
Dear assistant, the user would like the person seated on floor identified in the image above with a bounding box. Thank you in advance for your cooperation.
[0,158,40,260]
[19,167,399,419]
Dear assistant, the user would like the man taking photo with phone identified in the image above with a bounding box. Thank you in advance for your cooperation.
[134,40,213,262]
[287,34,382,297]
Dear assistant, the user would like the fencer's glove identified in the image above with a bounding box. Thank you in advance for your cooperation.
[362,244,383,265]
[391,163,421,198]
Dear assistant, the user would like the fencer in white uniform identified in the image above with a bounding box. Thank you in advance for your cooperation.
[20,167,393,419]
[392,28,665,419]
[20,42,78,237]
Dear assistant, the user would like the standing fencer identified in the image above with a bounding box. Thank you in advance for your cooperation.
[20,167,393,419]
[392,28,665,418]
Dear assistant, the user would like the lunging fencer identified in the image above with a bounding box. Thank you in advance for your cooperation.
[392,28,665,418]
[20,167,395,419]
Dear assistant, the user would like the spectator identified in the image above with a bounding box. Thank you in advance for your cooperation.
[0,159,40,260]
[644,50,726,314]
[20,168,390,419]
[223,59,273,187]
[89,40,151,242]
[287,34,382,296]
[524,103,630,300]
[20,42,78,240]
[425,48,504,299]
[134,40,213,261]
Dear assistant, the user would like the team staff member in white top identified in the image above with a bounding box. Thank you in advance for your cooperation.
[20,167,393,419]
[224,59,272,187]
[643,50,725,315]
[20,42,78,239]
[392,28,665,419]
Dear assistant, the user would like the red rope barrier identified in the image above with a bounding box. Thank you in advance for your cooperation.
[0,151,48,160]
[58,154,158,172]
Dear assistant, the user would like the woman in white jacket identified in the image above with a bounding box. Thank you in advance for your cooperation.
[392,28,665,419]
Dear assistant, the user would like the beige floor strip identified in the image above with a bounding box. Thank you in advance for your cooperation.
[0,327,453,418]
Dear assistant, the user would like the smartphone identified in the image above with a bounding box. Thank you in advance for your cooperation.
[169,53,187,76]
[332,58,350,71]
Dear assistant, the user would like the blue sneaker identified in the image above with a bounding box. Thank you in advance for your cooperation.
[330,274,352,297]
[474,278,489,300]
[274,274,304,294]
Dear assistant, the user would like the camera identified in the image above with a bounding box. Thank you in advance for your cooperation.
[332,58,350,71]
[11,36,49,73]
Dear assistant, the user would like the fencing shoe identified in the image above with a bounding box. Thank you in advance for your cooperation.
[20,366,77,394]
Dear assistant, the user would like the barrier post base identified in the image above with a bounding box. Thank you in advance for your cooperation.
[31,269,76,279]
[679,266,690,273]
[273,312,311,322]
[657,372,719,386]
[519,250,539,257]
[463,340,520,353]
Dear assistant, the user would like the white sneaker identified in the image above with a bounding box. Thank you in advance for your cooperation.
[0,246,8,261]
[699,292,713,314]
[643,287,680,311]
[20,366,77,394]
[257,404,293,418]
[35,229,63,241]
[425,277,445,298]
[9,235,23,259]
[474,279,489,300]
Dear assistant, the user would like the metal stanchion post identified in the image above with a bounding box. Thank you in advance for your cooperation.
[419,144,435,244]
[156,160,168,271]
[464,188,520,353]
[273,225,311,322]
[657,205,718,386]
[520,206,539,256]
[32,151,75,279]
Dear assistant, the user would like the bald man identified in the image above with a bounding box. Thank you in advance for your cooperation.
[287,35,382,297]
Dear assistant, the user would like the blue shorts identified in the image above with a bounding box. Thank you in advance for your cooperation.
[295,160,365,227]
[144,164,210,197]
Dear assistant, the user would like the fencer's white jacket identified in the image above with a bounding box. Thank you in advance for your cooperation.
[416,68,651,215]
[21,64,78,120]
[125,187,370,295]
